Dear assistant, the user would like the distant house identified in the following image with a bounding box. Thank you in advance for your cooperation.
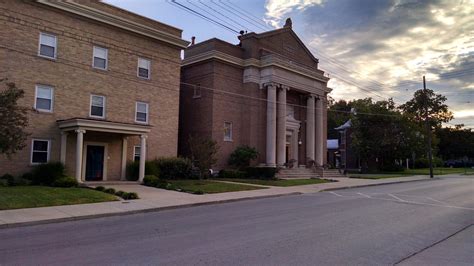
[327,139,339,168]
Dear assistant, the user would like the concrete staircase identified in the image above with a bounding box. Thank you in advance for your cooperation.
[277,168,346,179]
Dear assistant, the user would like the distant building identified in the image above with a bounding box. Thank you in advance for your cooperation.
[0,1,188,182]
[179,19,331,170]
[335,120,360,171]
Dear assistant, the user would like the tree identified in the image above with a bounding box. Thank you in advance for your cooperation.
[228,145,259,169]
[327,99,352,139]
[188,136,219,178]
[0,81,29,157]
[436,125,474,160]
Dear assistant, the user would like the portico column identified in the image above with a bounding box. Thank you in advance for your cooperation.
[315,97,324,166]
[266,83,277,166]
[292,129,299,166]
[138,134,147,182]
[60,131,68,164]
[75,129,85,183]
[121,136,128,180]
[306,95,315,162]
[276,86,287,166]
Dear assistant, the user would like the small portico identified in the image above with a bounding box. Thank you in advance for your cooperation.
[57,118,151,183]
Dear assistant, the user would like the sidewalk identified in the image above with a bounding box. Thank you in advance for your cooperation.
[0,175,433,228]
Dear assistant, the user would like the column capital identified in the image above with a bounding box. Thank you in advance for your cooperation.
[140,134,148,140]
[75,129,86,134]
[264,82,278,90]
[280,85,290,91]
[61,131,69,136]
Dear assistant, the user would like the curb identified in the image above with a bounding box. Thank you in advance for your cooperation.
[0,192,302,229]
[320,177,439,192]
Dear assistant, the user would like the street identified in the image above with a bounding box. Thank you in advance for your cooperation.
[0,177,472,265]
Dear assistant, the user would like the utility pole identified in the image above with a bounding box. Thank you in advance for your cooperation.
[423,76,434,178]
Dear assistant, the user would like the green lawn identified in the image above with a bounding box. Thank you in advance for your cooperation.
[217,178,332,187]
[350,167,473,178]
[166,180,265,194]
[0,186,118,210]
[349,174,405,180]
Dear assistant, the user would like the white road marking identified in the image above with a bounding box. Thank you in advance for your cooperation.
[357,192,372,198]
[388,194,406,202]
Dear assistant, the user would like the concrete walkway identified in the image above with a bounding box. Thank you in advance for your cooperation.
[0,175,433,228]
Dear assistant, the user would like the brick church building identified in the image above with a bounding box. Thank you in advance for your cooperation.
[179,19,331,170]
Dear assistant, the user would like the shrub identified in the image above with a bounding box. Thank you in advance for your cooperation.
[143,175,159,187]
[228,145,259,169]
[122,192,139,200]
[0,174,14,186]
[218,169,247,179]
[379,163,404,172]
[126,161,160,181]
[154,157,193,180]
[12,176,32,186]
[95,186,105,192]
[0,179,8,187]
[115,190,126,198]
[246,167,277,179]
[415,157,444,168]
[52,176,78,187]
[188,136,219,178]
[31,162,65,185]
[104,188,116,194]
[21,172,33,181]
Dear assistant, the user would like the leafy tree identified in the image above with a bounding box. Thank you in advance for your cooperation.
[436,125,474,160]
[0,81,29,157]
[327,99,352,139]
[188,136,219,178]
[228,145,259,169]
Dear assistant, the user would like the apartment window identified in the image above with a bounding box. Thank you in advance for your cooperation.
[38,32,57,59]
[135,101,149,123]
[224,122,232,141]
[93,46,108,70]
[35,85,53,112]
[134,146,141,162]
[90,95,105,118]
[31,139,50,164]
[137,58,151,79]
[193,84,202,99]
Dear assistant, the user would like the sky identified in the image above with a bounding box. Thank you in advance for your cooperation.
[104,0,473,128]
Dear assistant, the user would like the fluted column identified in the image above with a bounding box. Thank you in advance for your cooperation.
[75,129,85,183]
[276,86,287,166]
[139,134,147,182]
[266,83,277,166]
[306,95,315,162]
[60,131,68,164]
[316,97,324,166]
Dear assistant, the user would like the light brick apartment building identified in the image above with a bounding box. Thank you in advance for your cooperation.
[0,0,188,182]
[179,19,331,170]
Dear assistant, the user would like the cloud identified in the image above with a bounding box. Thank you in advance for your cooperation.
[267,0,474,127]
[264,0,325,27]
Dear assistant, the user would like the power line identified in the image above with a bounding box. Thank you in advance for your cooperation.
[213,0,270,32]
[197,0,250,32]
[184,0,245,32]
[222,0,273,30]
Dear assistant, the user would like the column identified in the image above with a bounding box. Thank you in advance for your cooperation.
[138,134,147,182]
[121,136,128,180]
[266,83,277,166]
[60,131,68,164]
[315,97,324,166]
[276,86,287,166]
[292,129,299,166]
[306,95,315,162]
[75,129,85,183]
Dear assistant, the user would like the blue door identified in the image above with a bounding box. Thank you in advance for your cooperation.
[85,145,105,181]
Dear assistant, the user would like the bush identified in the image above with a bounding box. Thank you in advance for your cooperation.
[115,190,126,198]
[122,192,139,200]
[52,176,78,187]
[379,163,404,172]
[246,167,277,179]
[143,175,159,187]
[31,162,65,185]
[415,157,444,168]
[95,186,105,192]
[0,179,8,187]
[0,174,14,186]
[104,188,116,194]
[228,146,259,169]
[21,172,34,181]
[154,157,193,180]
[126,161,160,181]
[12,176,32,186]
[218,169,247,179]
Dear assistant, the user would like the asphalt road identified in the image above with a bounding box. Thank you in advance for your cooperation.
[1,177,473,265]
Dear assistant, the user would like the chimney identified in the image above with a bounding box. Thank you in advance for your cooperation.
[284,18,292,28]
[191,36,196,45]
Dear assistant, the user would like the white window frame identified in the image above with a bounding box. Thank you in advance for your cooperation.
[135,101,149,124]
[38,32,57,59]
[30,139,50,164]
[224,121,233,141]
[89,94,106,119]
[92,46,108,70]
[133,146,141,162]
[34,85,54,112]
[137,58,151,79]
